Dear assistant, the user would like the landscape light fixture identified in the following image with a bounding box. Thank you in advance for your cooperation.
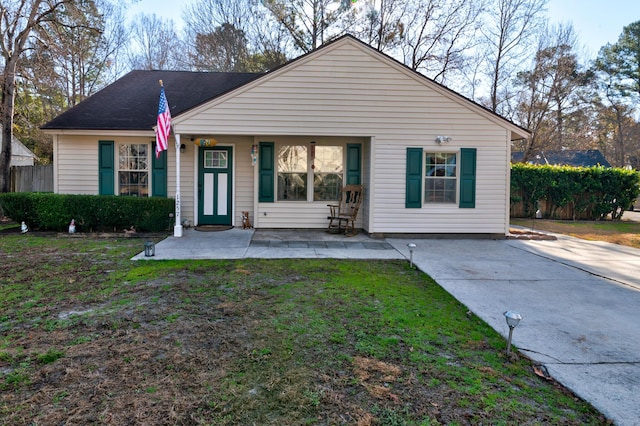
[144,241,155,257]
[504,310,522,357]
[407,243,417,268]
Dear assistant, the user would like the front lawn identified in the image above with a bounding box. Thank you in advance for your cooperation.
[0,235,606,425]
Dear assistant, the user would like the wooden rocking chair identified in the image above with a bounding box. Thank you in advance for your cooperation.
[327,184,364,236]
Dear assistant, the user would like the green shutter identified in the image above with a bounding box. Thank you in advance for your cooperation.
[459,148,476,208]
[152,145,167,197]
[259,142,275,202]
[346,144,361,185]
[98,141,114,195]
[406,148,423,208]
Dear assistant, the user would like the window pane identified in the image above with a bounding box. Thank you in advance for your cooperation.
[426,152,456,177]
[204,151,227,168]
[118,144,149,197]
[314,146,343,200]
[425,152,456,203]
[277,146,307,201]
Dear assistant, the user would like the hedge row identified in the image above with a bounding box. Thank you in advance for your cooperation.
[511,163,640,220]
[0,193,175,232]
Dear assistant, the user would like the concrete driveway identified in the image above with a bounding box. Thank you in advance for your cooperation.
[388,235,640,426]
[137,228,640,425]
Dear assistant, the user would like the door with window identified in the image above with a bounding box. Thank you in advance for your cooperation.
[198,147,232,225]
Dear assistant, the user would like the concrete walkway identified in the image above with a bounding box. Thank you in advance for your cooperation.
[134,228,640,426]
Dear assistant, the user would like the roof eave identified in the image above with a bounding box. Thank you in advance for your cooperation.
[43,128,155,137]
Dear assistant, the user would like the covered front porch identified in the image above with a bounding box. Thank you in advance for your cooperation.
[172,134,369,235]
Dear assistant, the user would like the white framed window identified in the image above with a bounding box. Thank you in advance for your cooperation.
[118,143,149,196]
[424,152,457,203]
[276,144,344,202]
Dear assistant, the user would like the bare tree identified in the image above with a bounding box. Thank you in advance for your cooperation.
[127,13,182,70]
[479,0,547,115]
[398,0,484,85]
[352,0,407,51]
[512,24,593,161]
[261,0,349,53]
[0,0,74,192]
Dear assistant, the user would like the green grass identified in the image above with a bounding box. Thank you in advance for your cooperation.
[0,234,607,425]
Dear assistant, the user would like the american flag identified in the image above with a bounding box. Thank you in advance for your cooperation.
[155,86,171,158]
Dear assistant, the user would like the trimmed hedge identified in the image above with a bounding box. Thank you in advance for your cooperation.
[511,164,640,220]
[0,193,175,232]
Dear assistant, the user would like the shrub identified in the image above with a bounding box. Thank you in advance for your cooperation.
[511,164,640,220]
[0,193,175,232]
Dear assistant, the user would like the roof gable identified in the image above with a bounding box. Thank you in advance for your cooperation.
[175,35,529,140]
[42,70,260,131]
[42,35,529,140]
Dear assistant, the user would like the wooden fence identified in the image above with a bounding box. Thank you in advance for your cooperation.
[10,165,53,192]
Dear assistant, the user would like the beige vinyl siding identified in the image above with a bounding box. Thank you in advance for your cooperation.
[56,136,99,194]
[175,39,514,234]
[55,134,196,226]
[371,130,509,234]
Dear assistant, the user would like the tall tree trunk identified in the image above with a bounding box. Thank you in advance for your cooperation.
[615,106,625,167]
[0,59,18,193]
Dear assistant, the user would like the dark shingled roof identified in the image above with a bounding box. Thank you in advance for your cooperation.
[42,70,261,131]
[512,150,611,167]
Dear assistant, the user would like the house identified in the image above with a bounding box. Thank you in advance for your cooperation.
[512,149,611,168]
[42,35,529,237]
[0,133,37,166]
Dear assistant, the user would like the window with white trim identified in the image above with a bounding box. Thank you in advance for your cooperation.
[118,143,149,196]
[276,144,344,201]
[424,152,457,203]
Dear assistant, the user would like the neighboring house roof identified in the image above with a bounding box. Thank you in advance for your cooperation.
[0,132,37,166]
[41,71,261,131]
[42,34,529,140]
[512,150,612,167]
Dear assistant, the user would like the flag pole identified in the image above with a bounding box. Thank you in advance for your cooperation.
[174,132,183,238]
[158,79,182,237]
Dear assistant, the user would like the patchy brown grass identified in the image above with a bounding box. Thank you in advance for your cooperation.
[511,216,640,248]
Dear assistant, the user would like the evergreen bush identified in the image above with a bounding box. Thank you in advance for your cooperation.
[511,164,640,220]
[0,193,175,232]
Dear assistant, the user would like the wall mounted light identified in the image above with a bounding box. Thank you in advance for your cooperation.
[504,310,522,357]
[435,136,452,144]
[180,144,186,153]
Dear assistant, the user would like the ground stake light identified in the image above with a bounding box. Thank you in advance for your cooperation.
[407,243,417,268]
[144,241,155,257]
[504,310,522,356]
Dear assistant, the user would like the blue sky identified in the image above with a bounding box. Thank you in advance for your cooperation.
[128,0,640,59]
